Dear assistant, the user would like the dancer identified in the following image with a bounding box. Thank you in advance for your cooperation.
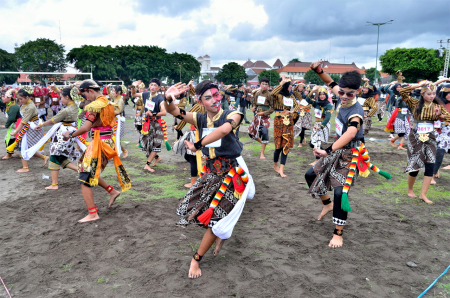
[305,60,391,248]
[304,85,334,165]
[272,76,301,177]
[173,80,192,141]
[248,77,273,159]
[432,83,450,184]
[35,87,82,190]
[108,84,128,158]
[131,79,167,172]
[163,80,254,279]
[396,70,405,83]
[376,87,387,121]
[133,82,146,147]
[400,81,450,204]
[293,85,312,147]
[385,83,410,150]
[49,86,61,116]
[358,79,377,137]
[64,79,131,222]
[1,89,21,159]
[7,86,49,172]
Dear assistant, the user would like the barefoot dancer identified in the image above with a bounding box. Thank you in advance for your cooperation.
[271,76,300,177]
[293,85,312,147]
[1,89,21,160]
[400,81,450,204]
[385,82,410,150]
[432,83,450,184]
[65,79,131,223]
[304,60,390,248]
[131,79,166,173]
[248,77,274,159]
[305,85,334,165]
[133,82,146,147]
[35,87,83,190]
[164,80,254,279]
[7,86,49,172]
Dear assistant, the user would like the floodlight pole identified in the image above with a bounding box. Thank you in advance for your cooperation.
[367,20,393,84]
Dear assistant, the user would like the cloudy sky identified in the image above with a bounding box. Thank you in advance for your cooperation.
[0,0,448,70]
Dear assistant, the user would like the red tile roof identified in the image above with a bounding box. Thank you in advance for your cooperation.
[273,59,284,68]
[252,60,271,69]
[17,73,77,83]
[243,60,254,68]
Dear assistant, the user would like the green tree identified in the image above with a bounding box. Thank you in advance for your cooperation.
[166,52,201,83]
[363,67,381,82]
[67,45,119,82]
[215,62,247,85]
[258,69,280,86]
[304,69,323,85]
[15,38,66,83]
[288,58,301,64]
[380,48,445,83]
[0,49,18,84]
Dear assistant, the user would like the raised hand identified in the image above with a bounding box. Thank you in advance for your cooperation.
[310,59,322,71]
[165,82,189,101]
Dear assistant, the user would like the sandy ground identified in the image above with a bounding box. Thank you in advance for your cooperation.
[0,105,450,298]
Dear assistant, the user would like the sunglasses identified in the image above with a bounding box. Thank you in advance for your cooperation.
[338,90,357,99]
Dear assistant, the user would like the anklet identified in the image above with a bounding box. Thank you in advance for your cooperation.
[193,252,203,262]
[52,183,58,186]
[22,167,29,169]
[88,206,98,214]
[41,155,47,160]
[334,228,343,236]
[106,185,114,193]
[322,198,331,205]
[146,161,151,166]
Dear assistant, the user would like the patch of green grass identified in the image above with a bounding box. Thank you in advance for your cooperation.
[97,278,105,283]
[188,242,200,252]
[62,264,73,270]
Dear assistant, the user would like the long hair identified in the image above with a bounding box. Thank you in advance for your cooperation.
[413,94,445,119]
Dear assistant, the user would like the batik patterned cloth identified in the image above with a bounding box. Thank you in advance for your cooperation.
[363,111,372,135]
[294,113,312,137]
[310,121,330,146]
[248,115,270,140]
[376,101,386,118]
[18,119,44,149]
[140,118,164,155]
[405,132,437,173]
[394,118,411,137]
[49,125,81,161]
[436,125,450,150]
[274,115,294,154]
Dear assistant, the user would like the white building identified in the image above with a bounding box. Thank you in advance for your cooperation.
[197,55,221,82]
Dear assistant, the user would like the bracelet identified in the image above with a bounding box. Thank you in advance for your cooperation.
[194,137,204,150]
[69,132,74,138]
[314,66,324,74]
[325,146,333,155]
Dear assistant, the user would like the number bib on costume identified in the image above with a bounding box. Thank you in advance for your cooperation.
[257,96,265,104]
[434,120,442,128]
[417,123,433,133]
[202,128,221,148]
[52,97,58,102]
[174,99,180,105]
[134,97,139,103]
[401,108,408,115]
[335,117,344,136]
[230,96,235,102]
[145,100,155,111]
[300,99,308,106]
[357,98,365,106]
[35,97,41,103]
[5,113,8,119]
[283,97,293,107]
[314,108,323,118]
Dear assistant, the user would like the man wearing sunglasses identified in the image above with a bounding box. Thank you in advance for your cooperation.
[304,59,366,248]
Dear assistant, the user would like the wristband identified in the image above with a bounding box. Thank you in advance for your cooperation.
[315,66,324,74]
[194,137,205,150]
[325,146,333,155]
[329,81,338,89]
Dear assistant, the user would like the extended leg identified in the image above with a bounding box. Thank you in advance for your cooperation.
[329,186,346,248]
[188,228,217,279]
[419,163,434,204]
[408,171,418,198]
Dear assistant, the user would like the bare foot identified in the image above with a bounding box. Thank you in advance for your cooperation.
[184,183,193,188]
[430,178,437,185]
[108,189,121,208]
[135,143,140,147]
[144,164,155,173]
[45,185,58,190]
[443,165,450,170]
[1,154,12,160]
[279,171,287,178]
[419,196,433,204]
[397,146,407,151]
[407,190,417,198]
[390,142,397,148]
[309,160,318,166]
[122,150,128,158]
[78,213,100,223]
[318,202,333,221]
[151,157,162,167]
[213,238,226,257]
[43,156,50,167]
[188,259,202,279]
[16,168,29,173]
[297,144,302,148]
[260,153,266,160]
[329,234,343,248]
[436,171,440,178]
[274,164,280,173]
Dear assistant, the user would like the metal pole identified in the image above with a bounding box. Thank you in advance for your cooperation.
[179,65,181,82]
[374,25,380,84]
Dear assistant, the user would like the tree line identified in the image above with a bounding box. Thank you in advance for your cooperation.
[0,38,201,85]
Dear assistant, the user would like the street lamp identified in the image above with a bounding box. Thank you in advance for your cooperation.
[175,63,184,82]
[367,20,393,84]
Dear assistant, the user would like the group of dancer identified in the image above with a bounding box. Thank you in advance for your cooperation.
[1,59,450,279]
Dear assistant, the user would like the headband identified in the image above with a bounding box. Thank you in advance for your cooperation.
[440,87,450,93]
[421,84,436,93]
[318,87,327,94]
[149,79,161,87]
[138,82,145,88]
[70,87,83,102]
[21,85,34,95]
[363,81,374,91]
[196,83,218,98]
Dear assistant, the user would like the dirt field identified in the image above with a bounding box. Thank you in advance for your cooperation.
[0,105,449,298]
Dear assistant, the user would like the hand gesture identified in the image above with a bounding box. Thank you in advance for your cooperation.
[312,85,320,92]
[184,140,197,152]
[310,59,322,71]
[188,79,194,86]
[165,82,189,101]
[313,147,327,157]
[132,80,142,87]
[362,77,369,81]
[434,105,441,116]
